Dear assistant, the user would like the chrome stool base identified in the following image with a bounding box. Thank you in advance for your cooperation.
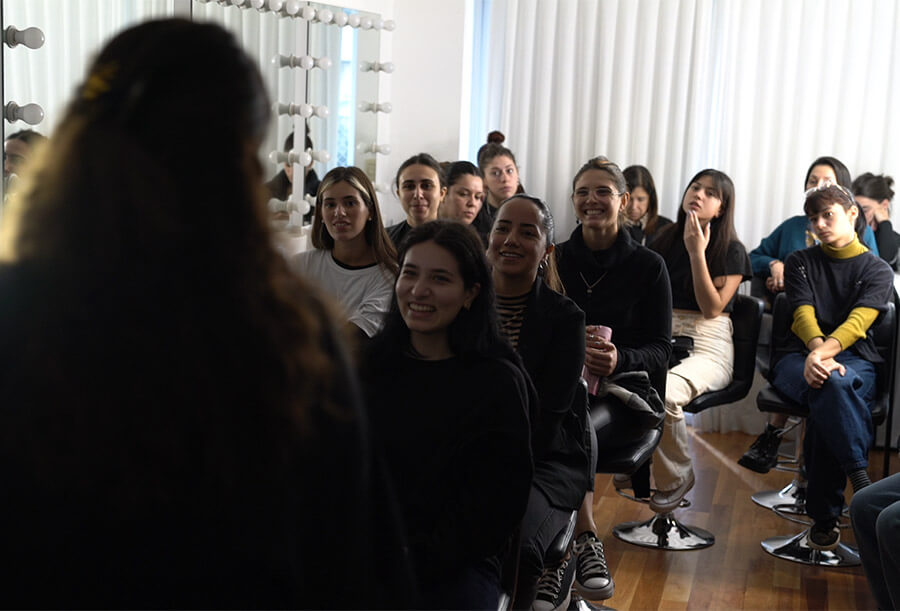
[761,530,861,567]
[751,479,806,514]
[613,512,714,550]
[568,592,615,610]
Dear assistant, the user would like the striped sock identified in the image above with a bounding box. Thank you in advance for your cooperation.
[848,468,871,493]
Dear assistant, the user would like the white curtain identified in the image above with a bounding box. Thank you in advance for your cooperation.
[478,0,900,252]
[477,0,900,433]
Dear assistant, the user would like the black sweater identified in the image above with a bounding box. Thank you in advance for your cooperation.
[365,353,533,590]
[517,278,590,510]
[556,226,672,398]
[784,245,894,362]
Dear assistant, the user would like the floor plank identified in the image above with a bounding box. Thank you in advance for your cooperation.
[591,428,898,609]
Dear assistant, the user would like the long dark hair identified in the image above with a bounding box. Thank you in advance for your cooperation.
[311,166,398,274]
[372,220,518,364]
[2,18,343,463]
[804,156,852,190]
[653,169,740,276]
[623,164,662,236]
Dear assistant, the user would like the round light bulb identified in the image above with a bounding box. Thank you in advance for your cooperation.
[284,0,301,15]
[383,20,396,31]
[348,14,361,28]
[317,9,333,23]
[298,55,314,70]
[380,62,395,74]
[313,105,330,119]
[378,102,393,113]
[333,11,348,26]
[317,57,333,70]
[266,0,284,11]
[361,17,373,29]
[300,6,316,20]
[373,18,384,30]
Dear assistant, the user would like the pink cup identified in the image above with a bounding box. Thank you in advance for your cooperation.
[583,325,613,394]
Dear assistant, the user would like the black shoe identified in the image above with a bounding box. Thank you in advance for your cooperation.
[738,426,782,474]
[572,532,614,600]
[532,555,575,611]
[808,520,840,551]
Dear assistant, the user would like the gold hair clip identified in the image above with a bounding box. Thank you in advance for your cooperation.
[81,62,119,101]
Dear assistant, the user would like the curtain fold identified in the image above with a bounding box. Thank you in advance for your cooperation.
[476,0,900,254]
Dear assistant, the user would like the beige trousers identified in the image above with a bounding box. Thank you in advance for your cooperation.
[652,311,734,491]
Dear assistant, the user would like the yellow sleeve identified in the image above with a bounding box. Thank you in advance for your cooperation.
[791,304,825,345]
[828,307,880,350]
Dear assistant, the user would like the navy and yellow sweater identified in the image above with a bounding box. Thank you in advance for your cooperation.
[784,236,894,361]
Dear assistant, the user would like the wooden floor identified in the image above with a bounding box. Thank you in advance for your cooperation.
[591,428,899,610]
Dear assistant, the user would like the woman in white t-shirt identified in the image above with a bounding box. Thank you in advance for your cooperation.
[290,166,398,340]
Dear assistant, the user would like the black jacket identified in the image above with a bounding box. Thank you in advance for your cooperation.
[517,278,590,511]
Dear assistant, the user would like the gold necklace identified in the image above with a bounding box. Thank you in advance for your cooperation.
[578,271,608,296]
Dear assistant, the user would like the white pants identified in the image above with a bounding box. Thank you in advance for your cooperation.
[652,311,734,491]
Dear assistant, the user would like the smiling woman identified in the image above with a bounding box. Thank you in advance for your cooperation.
[289,166,397,341]
[363,220,533,608]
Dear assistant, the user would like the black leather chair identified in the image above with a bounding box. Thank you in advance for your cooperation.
[612,293,765,551]
[754,292,898,567]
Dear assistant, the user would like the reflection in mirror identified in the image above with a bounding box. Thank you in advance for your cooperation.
[307,4,380,184]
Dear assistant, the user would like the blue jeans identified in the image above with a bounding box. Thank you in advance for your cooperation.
[771,351,876,523]
[850,473,900,610]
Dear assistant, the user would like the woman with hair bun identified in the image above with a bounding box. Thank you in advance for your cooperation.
[486,194,590,608]
[853,172,899,270]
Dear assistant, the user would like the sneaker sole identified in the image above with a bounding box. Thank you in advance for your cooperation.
[574,578,614,601]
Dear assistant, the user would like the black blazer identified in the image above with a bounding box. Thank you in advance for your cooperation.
[517,277,590,511]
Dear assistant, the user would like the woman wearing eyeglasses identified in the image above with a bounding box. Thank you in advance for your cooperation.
[648,169,751,513]
[555,157,672,600]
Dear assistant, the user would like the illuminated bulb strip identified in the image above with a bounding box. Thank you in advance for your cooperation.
[275,54,332,70]
[359,61,394,73]
[273,103,330,119]
[358,101,392,114]
[268,150,313,167]
[357,143,391,155]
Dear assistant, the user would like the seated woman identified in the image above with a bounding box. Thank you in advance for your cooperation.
[0,19,392,608]
[750,156,878,299]
[473,142,525,237]
[486,194,590,609]
[649,169,751,513]
[289,166,397,342]
[555,157,672,600]
[623,164,672,246]
[853,172,899,270]
[772,183,893,550]
[741,157,880,473]
[364,220,533,609]
[440,160,486,243]
[387,153,446,247]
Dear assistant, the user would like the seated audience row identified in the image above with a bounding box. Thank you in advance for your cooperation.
[1,19,895,606]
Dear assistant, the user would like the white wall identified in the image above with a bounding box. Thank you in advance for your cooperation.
[360,0,469,224]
